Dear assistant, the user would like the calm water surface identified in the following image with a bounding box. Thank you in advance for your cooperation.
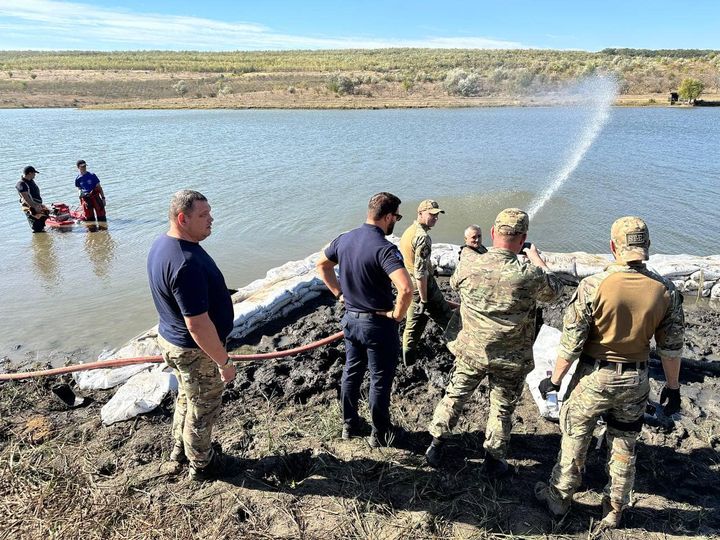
[1,107,719,365]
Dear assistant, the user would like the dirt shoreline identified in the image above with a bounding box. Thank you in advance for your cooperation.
[1,69,716,109]
[1,281,719,539]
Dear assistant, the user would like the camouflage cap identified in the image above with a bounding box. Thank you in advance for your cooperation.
[417,199,445,214]
[494,208,529,235]
[611,216,650,262]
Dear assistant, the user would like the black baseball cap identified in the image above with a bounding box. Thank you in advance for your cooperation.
[23,165,39,175]
[76,159,87,167]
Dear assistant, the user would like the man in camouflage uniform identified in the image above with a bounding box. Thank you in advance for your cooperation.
[536,216,684,530]
[147,190,236,482]
[400,199,455,365]
[426,208,563,474]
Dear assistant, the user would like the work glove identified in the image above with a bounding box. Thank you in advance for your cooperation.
[415,300,428,316]
[659,386,681,416]
[539,377,560,399]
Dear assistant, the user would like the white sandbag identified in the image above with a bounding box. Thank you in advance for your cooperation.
[101,370,177,426]
[711,282,720,299]
[646,254,702,279]
[526,325,577,421]
[690,269,720,282]
[75,363,155,391]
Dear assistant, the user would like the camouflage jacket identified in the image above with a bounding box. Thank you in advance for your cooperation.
[399,220,432,282]
[449,247,563,367]
[558,262,685,362]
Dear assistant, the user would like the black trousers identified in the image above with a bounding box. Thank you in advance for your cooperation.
[25,212,47,232]
[340,311,400,434]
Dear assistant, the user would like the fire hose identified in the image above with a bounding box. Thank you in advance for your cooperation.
[1,299,461,382]
[0,331,345,382]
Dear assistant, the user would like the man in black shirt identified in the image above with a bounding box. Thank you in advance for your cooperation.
[317,192,413,447]
[16,166,49,233]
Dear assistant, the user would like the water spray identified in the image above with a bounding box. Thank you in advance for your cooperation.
[527,75,619,220]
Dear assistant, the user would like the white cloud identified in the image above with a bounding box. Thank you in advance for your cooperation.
[0,0,525,50]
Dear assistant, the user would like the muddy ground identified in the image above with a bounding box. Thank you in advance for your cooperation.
[1,280,719,539]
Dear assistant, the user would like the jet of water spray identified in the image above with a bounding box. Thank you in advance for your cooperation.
[527,75,618,220]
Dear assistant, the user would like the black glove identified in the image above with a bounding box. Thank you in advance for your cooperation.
[539,377,560,399]
[660,386,681,416]
[415,300,428,316]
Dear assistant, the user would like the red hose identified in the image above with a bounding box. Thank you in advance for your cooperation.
[1,297,460,382]
[0,331,345,382]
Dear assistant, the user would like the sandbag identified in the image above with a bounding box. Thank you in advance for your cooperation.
[101,369,177,426]
[526,325,578,421]
[75,363,155,390]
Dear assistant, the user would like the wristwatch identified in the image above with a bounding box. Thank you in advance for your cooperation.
[219,357,233,368]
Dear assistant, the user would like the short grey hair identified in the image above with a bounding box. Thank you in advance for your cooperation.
[169,190,207,221]
[464,224,482,237]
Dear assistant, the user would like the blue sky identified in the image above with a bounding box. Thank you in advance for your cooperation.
[0,0,718,51]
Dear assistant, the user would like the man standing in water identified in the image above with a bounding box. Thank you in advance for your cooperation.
[400,199,455,366]
[536,216,684,530]
[75,159,107,223]
[426,208,563,474]
[16,165,49,233]
[316,192,413,447]
[147,190,236,482]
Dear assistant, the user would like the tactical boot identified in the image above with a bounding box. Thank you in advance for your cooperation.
[189,451,226,482]
[425,438,444,468]
[535,482,571,518]
[484,454,510,477]
[597,497,623,530]
[342,423,360,440]
[170,443,188,464]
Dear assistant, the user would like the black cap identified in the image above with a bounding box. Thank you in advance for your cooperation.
[76,159,87,167]
[23,165,39,175]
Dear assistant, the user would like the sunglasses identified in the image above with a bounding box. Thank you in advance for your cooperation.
[393,213,403,221]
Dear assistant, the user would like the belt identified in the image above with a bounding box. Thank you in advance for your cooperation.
[346,310,377,320]
[581,354,647,373]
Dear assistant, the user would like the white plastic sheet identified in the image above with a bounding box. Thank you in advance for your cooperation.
[101,368,178,425]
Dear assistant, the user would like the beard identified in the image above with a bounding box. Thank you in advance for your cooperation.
[386,221,395,235]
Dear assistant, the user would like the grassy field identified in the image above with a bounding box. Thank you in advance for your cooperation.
[0,48,718,109]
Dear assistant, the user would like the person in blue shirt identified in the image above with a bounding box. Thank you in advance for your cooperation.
[316,192,413,447]
[75,159,107,222]
[147,190,235,482]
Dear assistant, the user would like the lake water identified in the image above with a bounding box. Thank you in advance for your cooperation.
[1,107,719,366]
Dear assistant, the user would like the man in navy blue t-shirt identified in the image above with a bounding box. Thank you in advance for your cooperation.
[147,190,235,481]
[317,192,413,447]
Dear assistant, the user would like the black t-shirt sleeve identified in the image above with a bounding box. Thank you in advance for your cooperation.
[324,234,343,263]
[16,181,28,193]
[380,245,405,275]
[172,262,209,317]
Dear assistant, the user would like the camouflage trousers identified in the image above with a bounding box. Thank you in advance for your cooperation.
[402,275,454,362]
[158,335,224,469]
[547,359,650,509]
[428,357,531,460]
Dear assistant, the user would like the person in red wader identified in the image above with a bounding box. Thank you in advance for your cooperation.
[75,159,107,222]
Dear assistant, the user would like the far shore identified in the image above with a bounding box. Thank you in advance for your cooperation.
[1,68,716,110]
